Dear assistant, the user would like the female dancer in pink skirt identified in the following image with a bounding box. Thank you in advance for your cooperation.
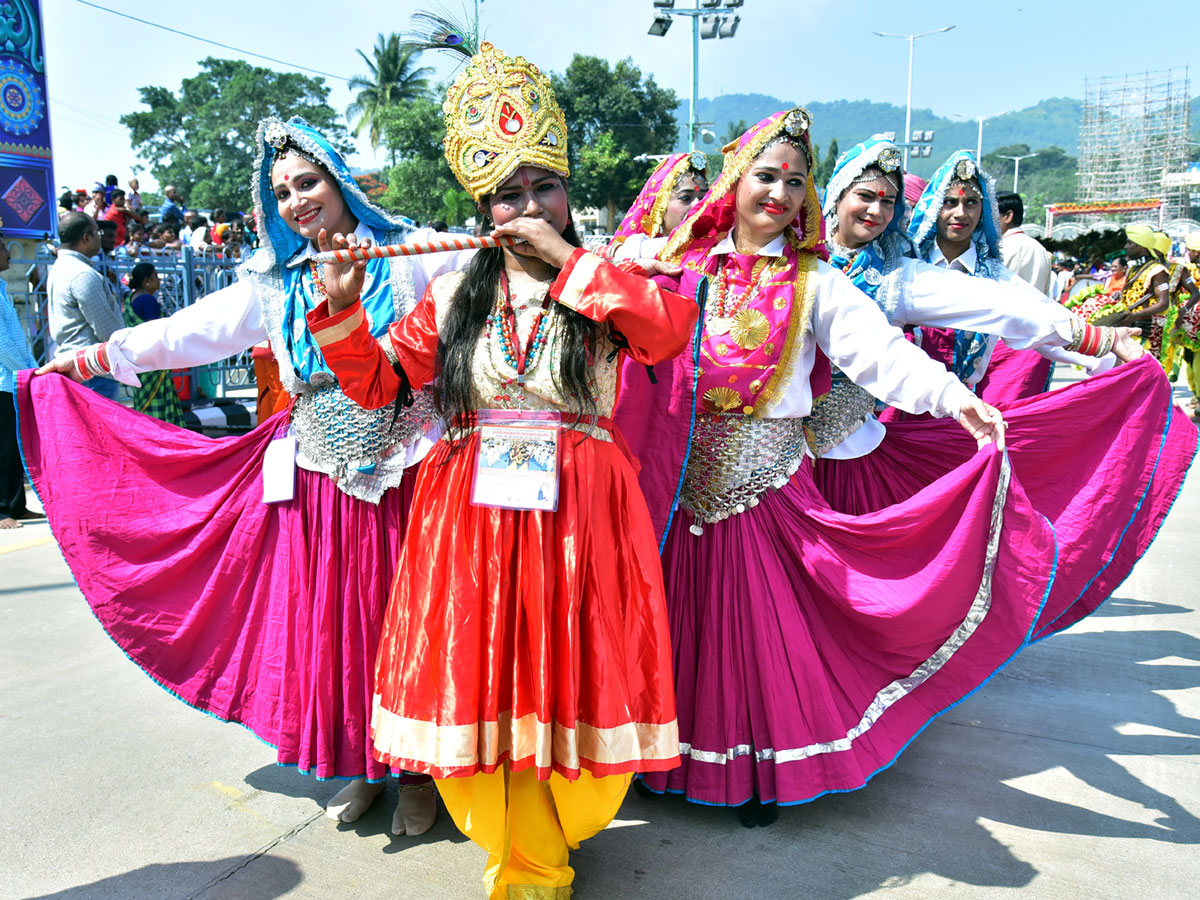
[22,117,470,834]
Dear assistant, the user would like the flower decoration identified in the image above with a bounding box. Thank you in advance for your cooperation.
[689,150,708,172]
[877,147,903,173]
[783,108,811,137]
[264,121,289,151]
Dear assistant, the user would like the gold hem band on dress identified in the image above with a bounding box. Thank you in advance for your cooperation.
[371,698,680,773]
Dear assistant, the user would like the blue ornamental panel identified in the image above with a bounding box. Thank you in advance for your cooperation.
[0,0,53,239]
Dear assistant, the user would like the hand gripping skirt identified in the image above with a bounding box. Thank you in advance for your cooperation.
[369,430,680,781]
[815,355,1198,639]
[16,371,413,781]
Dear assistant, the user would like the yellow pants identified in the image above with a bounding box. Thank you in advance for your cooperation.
[436,767,632,900]
[1186,349,1200,400]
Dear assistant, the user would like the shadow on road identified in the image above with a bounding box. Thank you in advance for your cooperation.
[23,855,302,900]
[569,608,1200,899]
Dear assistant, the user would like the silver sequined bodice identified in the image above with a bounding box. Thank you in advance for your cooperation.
[681,413,810,532]
[290,384,440,503]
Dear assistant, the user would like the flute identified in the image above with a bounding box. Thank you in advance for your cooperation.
[311,234,518,264]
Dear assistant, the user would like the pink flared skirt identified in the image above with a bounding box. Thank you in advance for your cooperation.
[17,371,413,781]
[643,356,1195,807]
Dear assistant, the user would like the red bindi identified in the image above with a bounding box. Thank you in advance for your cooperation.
[878,190,886,198]
[283,174,289,181]
[957,188,966,196]
[781,162,789,170]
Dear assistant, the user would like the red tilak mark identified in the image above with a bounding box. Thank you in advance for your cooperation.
[781,162,789,170]
[519,170,531,188]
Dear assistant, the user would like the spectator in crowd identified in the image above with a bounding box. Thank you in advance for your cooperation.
[209,208,227,245]
[73,188,88,211]
[188,215,210,251]
[159,186,187,226]
[82,185,107,219]
[118,224,148,259]
[0,230,40,528]
[997,190,1053,296]
[59,190,76,219]
[101,188,146,248]
[46,213,124,400]
[429,219,449,232]
[178,209,197,243]
[1105,256,1128,295]
[122,261,185,426]
[103,174,118,204]
[127,177,143,211]
[159,224,183,252]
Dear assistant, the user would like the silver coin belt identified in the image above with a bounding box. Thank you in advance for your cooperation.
[681,413,810,535]
[802,368,877,458]
[290,383,441,504]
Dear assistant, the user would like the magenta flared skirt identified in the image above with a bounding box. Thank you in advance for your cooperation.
[643,446,1055,806]
[16,371,413,781]
[643,356,1195,807]
[816,355,1197,639]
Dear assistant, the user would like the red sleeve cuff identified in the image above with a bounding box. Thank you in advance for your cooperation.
[550,248,605,312]
[306,299,367,349]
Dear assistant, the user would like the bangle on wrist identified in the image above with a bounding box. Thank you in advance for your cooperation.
[73,349,93,380]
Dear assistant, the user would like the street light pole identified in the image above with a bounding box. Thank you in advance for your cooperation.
[998,152,1038,192]
[648,1,745,153]
[691,0,700,151]
[873,26,955,169]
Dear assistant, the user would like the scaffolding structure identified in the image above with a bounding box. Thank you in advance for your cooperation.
[1076,67,1192,222]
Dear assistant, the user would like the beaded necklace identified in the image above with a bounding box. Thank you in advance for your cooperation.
[487,270,550,386]
[708,255,779,336]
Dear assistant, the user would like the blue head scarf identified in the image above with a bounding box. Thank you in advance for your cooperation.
[822,135,913,308]
[906,150,1005,382]
[248,116,416,385]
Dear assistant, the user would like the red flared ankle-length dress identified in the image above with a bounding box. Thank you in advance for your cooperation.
[308,250,700,780]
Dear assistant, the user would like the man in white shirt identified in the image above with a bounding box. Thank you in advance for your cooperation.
[997,191,1053,297]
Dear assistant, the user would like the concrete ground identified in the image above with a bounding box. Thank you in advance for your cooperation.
[2,369,1198,900]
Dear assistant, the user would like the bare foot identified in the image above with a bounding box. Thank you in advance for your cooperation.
[325,778,384,823]
[392,782,437,836]
[0,516,21,529]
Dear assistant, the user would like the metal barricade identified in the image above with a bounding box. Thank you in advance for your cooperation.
[8,241,253,401]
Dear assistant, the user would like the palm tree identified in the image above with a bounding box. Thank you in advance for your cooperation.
[347,33,433,163]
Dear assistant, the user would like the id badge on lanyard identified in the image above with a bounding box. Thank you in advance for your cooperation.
[470,409,562,512]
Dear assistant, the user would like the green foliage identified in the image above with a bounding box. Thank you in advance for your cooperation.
[814,138,839,186]
[551,56,679,226]
[121,58,351,212]
[375,93,472,225]
[982,143,1079,225]
[347,34,433,159]
[722,118,750,144]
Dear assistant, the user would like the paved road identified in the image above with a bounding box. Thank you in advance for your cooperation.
[3,371,1198,900]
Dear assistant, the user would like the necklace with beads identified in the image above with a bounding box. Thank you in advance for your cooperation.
[487,270,550,386]
[307,259,328,302]
[708,255,777,336]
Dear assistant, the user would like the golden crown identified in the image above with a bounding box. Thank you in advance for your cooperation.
[442,42,569,201]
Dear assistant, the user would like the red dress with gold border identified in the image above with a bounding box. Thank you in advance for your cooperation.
[308,249,698,780]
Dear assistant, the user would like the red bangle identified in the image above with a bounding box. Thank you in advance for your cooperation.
[97,342,111,374]
[1085,324,1102,356]
[74,349,92,380]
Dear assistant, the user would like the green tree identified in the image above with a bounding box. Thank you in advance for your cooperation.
[347,34,433,162]
[121,58,351,211]
[982,143,1078,225]
[815,137,839,186]
[376,94,472,225]
[722,118,750,145]
[551,56,679,229]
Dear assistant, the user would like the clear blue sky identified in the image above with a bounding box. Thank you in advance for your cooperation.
[46,0,1195,196]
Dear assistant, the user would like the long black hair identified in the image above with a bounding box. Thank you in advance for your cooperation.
[433,211,596,450]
